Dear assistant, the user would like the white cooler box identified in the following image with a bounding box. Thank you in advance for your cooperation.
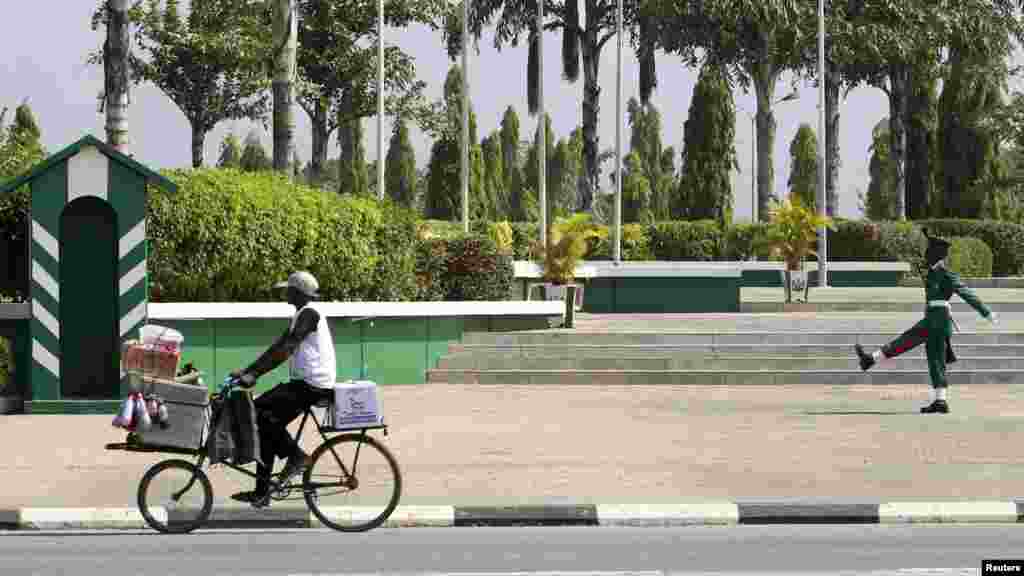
[326,380,385,430]
[135,377,211,450]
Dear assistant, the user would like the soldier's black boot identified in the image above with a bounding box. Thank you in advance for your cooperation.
[855,344,875,371]
[920,400,949,414]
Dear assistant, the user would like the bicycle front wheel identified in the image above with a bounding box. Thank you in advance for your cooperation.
[304,433,402,532]
[137,458,213,534]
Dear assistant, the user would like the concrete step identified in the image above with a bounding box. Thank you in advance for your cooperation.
[425,368,1024,386]
[446,343,1024,357]
[434,354,1024,371]
[461,332,1024,347]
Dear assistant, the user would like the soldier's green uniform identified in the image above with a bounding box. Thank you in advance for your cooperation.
[855,231,998,413]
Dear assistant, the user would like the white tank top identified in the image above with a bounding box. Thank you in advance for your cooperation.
[288,304,336,389]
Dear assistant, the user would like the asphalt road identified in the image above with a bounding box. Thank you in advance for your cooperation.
[1,526,1021,575]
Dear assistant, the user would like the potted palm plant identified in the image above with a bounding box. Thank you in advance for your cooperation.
[755,196,835,305]
[531,214,604,325]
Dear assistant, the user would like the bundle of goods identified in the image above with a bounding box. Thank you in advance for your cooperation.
[115,325,211,451]
[122,325,184,382]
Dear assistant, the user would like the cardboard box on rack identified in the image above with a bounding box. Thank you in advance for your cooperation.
[328,380,384,430]
[122,340,180,381]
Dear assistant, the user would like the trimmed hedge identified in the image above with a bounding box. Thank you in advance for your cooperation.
[948,237,993,278]
[648,220,723,261]
[148,169,420,302]
[914,219,1024,277]
[442,235,514,300]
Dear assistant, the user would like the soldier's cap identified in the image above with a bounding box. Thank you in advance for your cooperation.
[273,270,319,298]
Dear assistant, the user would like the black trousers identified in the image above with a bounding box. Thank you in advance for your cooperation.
[253,379,332,490]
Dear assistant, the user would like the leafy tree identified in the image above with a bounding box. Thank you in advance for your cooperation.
[645,0,812,221]
[787,123,818,211]
[240,129,272,172]
[296,0,440,183]
[678,62,736,224]
[480,131,504,219]
[89,0,270,168]
[936,14,1016,219]
[0,102,46,181]
[338,104,368,196]
[524,114,555,223]
[834,0,1024,219]
[627,97,672,220]
[218,132,243,168]
[460,0,657,212]
[385,119,417,207]
[620,151,653,222]
[500,106,526,220]
[100,0,131,152]
[271,0,298,175]
[860,118,898,221]
[424,65,486,221]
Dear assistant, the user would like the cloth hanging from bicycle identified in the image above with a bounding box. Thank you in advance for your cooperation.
[207,389,262,466]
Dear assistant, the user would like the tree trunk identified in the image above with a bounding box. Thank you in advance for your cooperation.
[191,124,205,168]
[578,20,602,213]
[310,97,330,184]
[752,66,780,221]
[272,0,297,176]
[906,67,933,220]
[887,64,909,220]
[104,0,131,153]
[825,59,841,218]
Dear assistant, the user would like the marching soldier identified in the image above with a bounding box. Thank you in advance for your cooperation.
[854,230,998,413]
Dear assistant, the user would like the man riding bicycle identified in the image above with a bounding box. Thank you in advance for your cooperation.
[229,270,336,507]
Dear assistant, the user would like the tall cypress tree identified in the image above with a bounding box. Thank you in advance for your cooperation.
[787,124,819,211]
[385,120,417,207]
[678,64,736,224]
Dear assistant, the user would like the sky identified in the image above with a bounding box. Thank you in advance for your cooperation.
[1,1,910,221]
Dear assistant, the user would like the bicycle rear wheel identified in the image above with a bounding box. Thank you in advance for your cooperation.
[137,459,213,534]
[303,433,401,532]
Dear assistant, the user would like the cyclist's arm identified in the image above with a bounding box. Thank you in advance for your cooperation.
[244,308,320,377]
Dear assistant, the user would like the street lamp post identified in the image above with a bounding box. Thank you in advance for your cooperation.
[613,0,622,263]
[462,0,470,233]
[377,0,385,201]
[817,0,828,287]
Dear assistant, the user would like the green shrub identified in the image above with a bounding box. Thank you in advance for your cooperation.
[587,223,651,260]
[948,236,993,278]
[148,168,419,302]
[723,222,773,260]
[915,219,1024,277]
[647,220,723,261]
[509,221,540,260]
[441,234,513,300]
[414,238,448,301]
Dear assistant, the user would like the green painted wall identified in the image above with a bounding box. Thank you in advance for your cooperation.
[741,269,905,287]
[584,277,741,313]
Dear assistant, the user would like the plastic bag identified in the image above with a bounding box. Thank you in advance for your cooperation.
[112,395,135,429]
[228,389,261,466]
[206,398,236,464]
[135,394,153,432]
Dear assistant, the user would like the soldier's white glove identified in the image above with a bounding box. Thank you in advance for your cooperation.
[986,312,999,326]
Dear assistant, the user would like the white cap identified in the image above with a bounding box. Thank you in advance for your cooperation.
[273,271,319,298]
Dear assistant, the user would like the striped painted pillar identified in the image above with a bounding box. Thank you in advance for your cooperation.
[28,143,149,400]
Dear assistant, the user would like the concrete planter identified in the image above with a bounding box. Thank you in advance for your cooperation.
[541,283,585,312]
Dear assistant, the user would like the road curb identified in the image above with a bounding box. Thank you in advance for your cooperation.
[0,502,1021,531]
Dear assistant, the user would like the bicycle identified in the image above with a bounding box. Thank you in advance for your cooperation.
[106,377,402,534]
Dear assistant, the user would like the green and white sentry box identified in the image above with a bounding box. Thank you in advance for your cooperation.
[0,135,176,403]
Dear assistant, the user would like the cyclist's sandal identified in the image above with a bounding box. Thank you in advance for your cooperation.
[231,490,271,508]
